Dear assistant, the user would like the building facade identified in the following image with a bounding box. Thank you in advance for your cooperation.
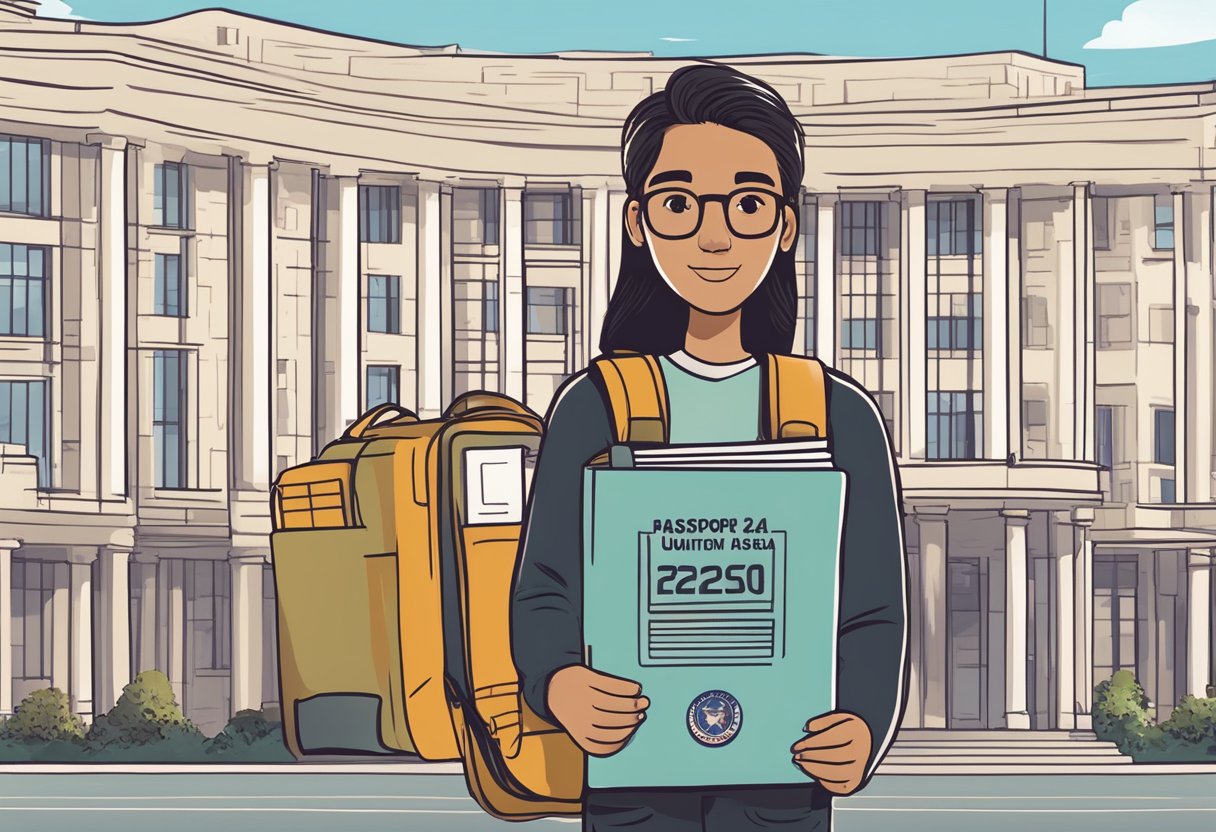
[0,1,1212,735]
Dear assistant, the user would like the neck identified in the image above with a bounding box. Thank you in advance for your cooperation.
[684,307,747,363]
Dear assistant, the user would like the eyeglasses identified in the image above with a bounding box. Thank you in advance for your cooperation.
[640,187,788,240]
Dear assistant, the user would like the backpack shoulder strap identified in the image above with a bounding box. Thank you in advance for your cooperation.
[589,353,669,444]
[763,353,829,440]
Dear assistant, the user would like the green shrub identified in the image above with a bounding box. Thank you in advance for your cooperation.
[206,709,293,761]
[1093,670,1151,747]
[1159,695,1216,746]
[85,670,203,750]
[3,688,85,743]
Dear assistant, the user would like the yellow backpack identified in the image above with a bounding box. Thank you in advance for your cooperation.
[269,352,827,822]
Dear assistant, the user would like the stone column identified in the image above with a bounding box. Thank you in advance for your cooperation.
[588,184,612,363]
[903,510,924,727]
[1003,509,1031,729]
[416,178,443,418]
[1006,189,1024,460]
[96,546,132,713]
[0,541,15,715]
[982,189,1010,461]
[92,134,128,499]
[501,183,526,401]
[1071,182,1095,462]
[1053,512,1077,730]
[51,562,70,694]
[1188,549,1213,698]
[814,194,838,366]
[68,549,96,718]
[438,183,454,410]
[230,550,266,713]
[1172,188,1189,499]
[156,558,187,706]
[1072,507,1096,729]
[1188,189,1213,502]
[335,175,360,432]
[132,553,159,674]
[905,190,928,460]
[914,506,948,728]
[235,161,273,491]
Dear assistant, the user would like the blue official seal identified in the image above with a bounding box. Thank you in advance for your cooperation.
[686,690,742,747]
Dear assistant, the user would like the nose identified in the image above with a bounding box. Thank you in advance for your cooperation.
[698,201,732,253]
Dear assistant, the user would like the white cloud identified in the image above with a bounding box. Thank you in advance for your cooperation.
[35,0,85,19]
[1084,0,1216,49]
[660,37,697,43]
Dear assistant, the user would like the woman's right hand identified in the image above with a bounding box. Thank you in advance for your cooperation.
[545,664,649,756]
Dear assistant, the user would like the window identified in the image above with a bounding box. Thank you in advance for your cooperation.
[1147,305,1174,344]
[1096,405,1114,469]
[524,192,577,246]
[526,286,571,335]
[484,281,499,334]
[927,391,982,460]
[359,185,401,244]
[840,201,879,257]
[1160,478,1177,504]
[1153,194,1174,250]
[0,243,48,337]
[1022,294,1051,348]
[928,294,983,351]
[153,350,188,489]
[366,365,400,409]
[1093,554,1137,684]
[927,195,982,256]
[1097,283,1132,348]
[0,379,49,488]
[12,560,55,682]
[1153,408,1175,465]
[840,318,877,350]
[1093,196,1111,251]
[367,275,401,334]
[152,162,190,229]
[0,135,49,217]
[153,245,186,317]
[1022,391,1049,459]
[453,188,500,245]
[188,560,231,672]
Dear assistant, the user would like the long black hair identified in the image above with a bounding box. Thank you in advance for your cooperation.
[598,62,806,357]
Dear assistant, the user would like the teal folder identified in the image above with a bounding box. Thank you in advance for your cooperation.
[581,450,847,790]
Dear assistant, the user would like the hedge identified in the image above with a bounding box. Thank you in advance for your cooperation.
[1093,671,1216,762]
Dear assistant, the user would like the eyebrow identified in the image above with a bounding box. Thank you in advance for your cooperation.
[735,171,776,186]
[647,170,692,187]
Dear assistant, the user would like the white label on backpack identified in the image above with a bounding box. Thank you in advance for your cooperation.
[464,446,525,525]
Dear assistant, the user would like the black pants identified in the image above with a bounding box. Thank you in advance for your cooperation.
[584,785,832,831]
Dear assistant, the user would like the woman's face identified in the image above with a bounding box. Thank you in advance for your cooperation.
[625,122,798,316]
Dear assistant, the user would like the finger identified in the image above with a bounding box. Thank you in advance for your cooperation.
[790,729,854,754]
[588,671,643,698]
[793,748,857,766]
[590,693,649,714]
[792,758,854,785]
[589,708,647,730]
[586,722,643,746]
[804,712,854,734]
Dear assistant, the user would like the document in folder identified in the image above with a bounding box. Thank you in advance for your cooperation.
[581,441,847,789]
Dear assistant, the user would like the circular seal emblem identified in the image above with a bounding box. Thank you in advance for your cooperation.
[687,690,743,747]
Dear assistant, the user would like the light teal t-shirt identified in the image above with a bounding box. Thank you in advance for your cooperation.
[657,352,762,444]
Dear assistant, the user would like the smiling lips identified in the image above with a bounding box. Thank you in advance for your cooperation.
[689,265,740,282]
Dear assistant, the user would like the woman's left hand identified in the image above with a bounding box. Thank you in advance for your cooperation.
[790,711,873,796]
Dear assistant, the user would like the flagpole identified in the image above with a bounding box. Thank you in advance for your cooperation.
[1042,0,1048,57]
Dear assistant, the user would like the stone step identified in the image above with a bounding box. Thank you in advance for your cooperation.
[894,730,1099,741]
[887,743,1125,756]
[878,754,1133,766]
[885,739,1118,754]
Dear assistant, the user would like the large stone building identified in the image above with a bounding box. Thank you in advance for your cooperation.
[0,0,1212,736]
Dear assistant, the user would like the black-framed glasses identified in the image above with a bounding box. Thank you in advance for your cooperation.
[640,187,789,240]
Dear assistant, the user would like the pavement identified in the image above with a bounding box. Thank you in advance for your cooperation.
[0,767,1214,831]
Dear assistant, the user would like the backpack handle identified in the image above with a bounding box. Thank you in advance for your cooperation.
[443,391,538,419]
[344,404,418,439]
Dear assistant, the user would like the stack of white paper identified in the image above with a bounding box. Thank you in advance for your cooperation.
[630,439,833,469]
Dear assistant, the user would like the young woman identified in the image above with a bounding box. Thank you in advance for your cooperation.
[511,61,908,832]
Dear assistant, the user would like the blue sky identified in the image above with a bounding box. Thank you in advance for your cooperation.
[36,0,1216,88]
